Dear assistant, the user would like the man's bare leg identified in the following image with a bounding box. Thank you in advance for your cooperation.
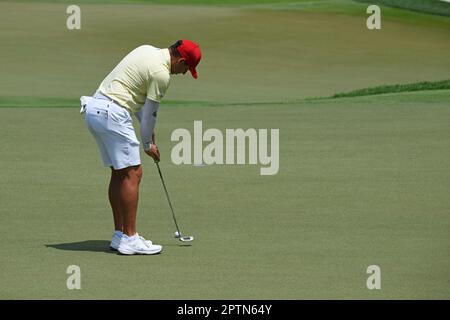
[109,165,143,236]
[109,167,123,232]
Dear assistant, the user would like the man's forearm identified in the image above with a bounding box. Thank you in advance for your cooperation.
[139,99,160,150]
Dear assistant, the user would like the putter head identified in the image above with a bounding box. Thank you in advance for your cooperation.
[174,231,194,243]
[179,236,194,242]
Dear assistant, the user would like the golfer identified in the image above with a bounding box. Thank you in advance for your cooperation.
[80,40,201,255]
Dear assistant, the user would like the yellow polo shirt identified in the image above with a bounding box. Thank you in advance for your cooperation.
[97,45,171,114]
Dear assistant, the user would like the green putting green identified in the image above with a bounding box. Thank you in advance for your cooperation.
[0,0,449,299]
[1,0,449,103]
[1,90,449,299]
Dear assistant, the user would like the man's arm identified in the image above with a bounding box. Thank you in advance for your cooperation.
[137,98,160,160]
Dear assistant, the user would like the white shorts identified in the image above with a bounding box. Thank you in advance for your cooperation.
[84,94,141,170]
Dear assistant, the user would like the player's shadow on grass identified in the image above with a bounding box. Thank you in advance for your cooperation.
[46,240,114,253]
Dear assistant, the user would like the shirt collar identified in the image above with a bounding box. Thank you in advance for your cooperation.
[162,48,171,73]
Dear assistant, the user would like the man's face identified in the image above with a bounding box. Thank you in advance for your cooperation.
[171,58,190,75]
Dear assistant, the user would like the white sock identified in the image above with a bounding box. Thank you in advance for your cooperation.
[114,230,123,237]
[123,233,138,241]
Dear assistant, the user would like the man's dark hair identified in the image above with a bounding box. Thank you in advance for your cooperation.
[169,40,182,57]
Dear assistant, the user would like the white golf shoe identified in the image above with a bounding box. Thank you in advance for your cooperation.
[110,231,153,251]
[117,233,162,255]
[110,231,122,251]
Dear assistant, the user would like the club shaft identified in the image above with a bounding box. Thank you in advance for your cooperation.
[156,162,181,233]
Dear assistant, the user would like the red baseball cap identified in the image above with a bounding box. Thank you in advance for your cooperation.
[177,39,201,79]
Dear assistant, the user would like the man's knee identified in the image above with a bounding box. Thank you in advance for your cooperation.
[112,165,142,182]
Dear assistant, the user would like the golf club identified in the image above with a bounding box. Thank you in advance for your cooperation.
[155,161,194,243]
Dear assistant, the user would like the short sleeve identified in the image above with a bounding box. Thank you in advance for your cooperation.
[147,71,170,103]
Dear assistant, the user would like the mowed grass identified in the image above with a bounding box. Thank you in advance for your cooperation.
[1,0,449,300]
[331,79,450,98]
[0,90,449,299]
[355,0,450,17]
[0,1,449,103]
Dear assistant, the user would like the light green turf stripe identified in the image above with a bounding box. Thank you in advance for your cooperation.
[2,80,449,108]
[355,0,450,17]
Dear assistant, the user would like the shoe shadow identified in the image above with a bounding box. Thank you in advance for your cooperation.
[46,240,114,253]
